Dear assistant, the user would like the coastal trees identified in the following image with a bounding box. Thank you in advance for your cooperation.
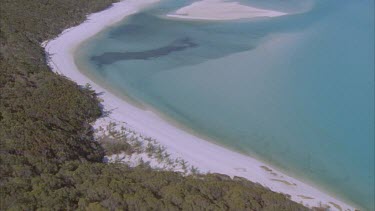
[2,161,308,210]
[0,0,116,209]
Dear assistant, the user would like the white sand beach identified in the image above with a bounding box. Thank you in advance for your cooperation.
[43,0,357,210]
[167,0,287,21]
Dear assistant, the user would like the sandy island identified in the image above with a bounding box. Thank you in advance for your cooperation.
[167,0,287,21]
[43,0,357,210]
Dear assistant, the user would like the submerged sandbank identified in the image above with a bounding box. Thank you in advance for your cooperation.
[167,0,287,21]
[43,0,357,210]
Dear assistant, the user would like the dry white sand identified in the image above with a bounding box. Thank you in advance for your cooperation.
[43,0,357,210]
[167,0,287,21]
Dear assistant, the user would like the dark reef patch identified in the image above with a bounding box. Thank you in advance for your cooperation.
[91,37,198,66]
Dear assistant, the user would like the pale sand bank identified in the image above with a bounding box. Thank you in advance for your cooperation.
[167,0,287,21]
[43,0,357,210]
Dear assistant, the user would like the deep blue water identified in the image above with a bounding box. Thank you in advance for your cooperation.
[76,0,374,209]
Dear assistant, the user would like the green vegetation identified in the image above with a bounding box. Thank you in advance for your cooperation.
[0,0,309,210]
[96,122,198,173]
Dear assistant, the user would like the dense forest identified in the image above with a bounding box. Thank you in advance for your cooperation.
[0,0,309,210]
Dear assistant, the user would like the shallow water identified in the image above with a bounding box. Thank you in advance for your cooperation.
[76,0,374,209]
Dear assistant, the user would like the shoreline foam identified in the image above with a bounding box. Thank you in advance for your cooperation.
[166,0,287,21]
[43,0,357,210]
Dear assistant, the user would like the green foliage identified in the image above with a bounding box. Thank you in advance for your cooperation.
[0,0,114,174]
[0,0,116,209]
[0,0,309,210]
[1,161,309,210]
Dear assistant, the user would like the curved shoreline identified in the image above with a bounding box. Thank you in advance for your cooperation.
[43,0,357,210]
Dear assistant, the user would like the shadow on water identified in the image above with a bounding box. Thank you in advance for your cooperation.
[91,37,198,66]
[88,1,336,70]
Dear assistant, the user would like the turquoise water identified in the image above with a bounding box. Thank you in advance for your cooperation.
[76,0,374,209]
